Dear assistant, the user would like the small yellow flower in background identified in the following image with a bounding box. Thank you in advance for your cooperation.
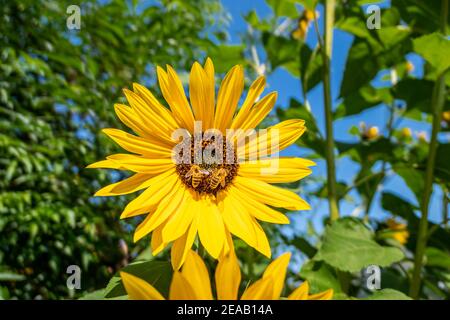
[443,110,450,122]
[303,9,317,22]
[385,218,409,245]
[291,9,318,40]
[406,61,414,73]
[88,58,313,269]
[360,122,379,141]
[366,126,379,140]
[120,249,333,300]
[401,127,412,139]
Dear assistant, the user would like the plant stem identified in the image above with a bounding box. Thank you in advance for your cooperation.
[321,0,339,221]
[409,0,448,299]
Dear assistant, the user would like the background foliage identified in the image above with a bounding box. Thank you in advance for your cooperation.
[0,0,449,300]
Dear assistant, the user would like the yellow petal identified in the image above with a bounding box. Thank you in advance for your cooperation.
[120,170,177,219]
[169,271,197,300]
[106,154,174,173]
[94,173,154,196]
[287,281,309,300]
[132,83,179,128]
[157,65,195,132]
[240,278,274,300]
[215,250,241,300]
[262,252,291,299]
[86,159,123,169]
[252,219,271,258]
[120,272,165,300]
[181,250,213,300]
[238,157,314,184]
[102,128,173,158]
[114,104,154,139]
[234,176,310,211]
[308,289,334,300]
[238,92,277,131]
[203,57,215,127]
[197,197,226,259]
[236,119,306,160]
[162,192,195,243]
[229,187,289,224]
[219,191,257,248]
[214,65,244,132]
[151,223,167,256]
[133,181,186,242]
[231,76,266,129]
[123,89,177,141]
[171,217,198,270]
[189,62,214,129]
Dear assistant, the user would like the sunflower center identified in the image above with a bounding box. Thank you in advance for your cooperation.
[175,134,238,195]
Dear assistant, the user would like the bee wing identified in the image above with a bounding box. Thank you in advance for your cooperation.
[185,170,194,178]
[200,169,210,175]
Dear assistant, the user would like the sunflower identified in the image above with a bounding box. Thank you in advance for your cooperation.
[88,58,314,269]
[120,249,333,300]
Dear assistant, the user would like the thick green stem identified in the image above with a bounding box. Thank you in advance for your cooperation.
[409,0,448,299]
[322,0,339,221]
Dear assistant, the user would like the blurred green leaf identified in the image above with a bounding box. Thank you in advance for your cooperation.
[103,260,172,299]
[299,260,342,293]
[314,218,404,273]
[363,288,411,300]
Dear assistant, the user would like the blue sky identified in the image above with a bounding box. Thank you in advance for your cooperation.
[220,0,445,235]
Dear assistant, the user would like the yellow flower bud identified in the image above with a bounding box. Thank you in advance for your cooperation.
[406,61,414,73]
[386,219,409,245]
[366,126,379,140]
[401,127,412,138]
[303,9,316,21]
[443,110,450,122]
[292,18,309,40]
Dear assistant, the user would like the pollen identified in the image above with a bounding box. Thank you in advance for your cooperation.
[175,135,239,195]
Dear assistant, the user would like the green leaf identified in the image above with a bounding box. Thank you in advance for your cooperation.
[290,0,317,10]
[262,33,300,72]
[103,260,172,299]
[393,78,450,115]
[363,288,412,300]
[394,165,425,205]
[334,85,392,118]
[435,143,450,184]
[299,260,342,293]
[208,45,245,73]
[78,289,106,300]
[314,218,404,273]
[266,0,298,18]
[290,237,317,258]
[0,272,26,282]
[425,247,450,269]
[413,33,450,75]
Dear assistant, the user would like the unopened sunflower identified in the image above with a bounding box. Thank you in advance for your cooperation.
[88,58,313,269]
[121,249,333,300]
